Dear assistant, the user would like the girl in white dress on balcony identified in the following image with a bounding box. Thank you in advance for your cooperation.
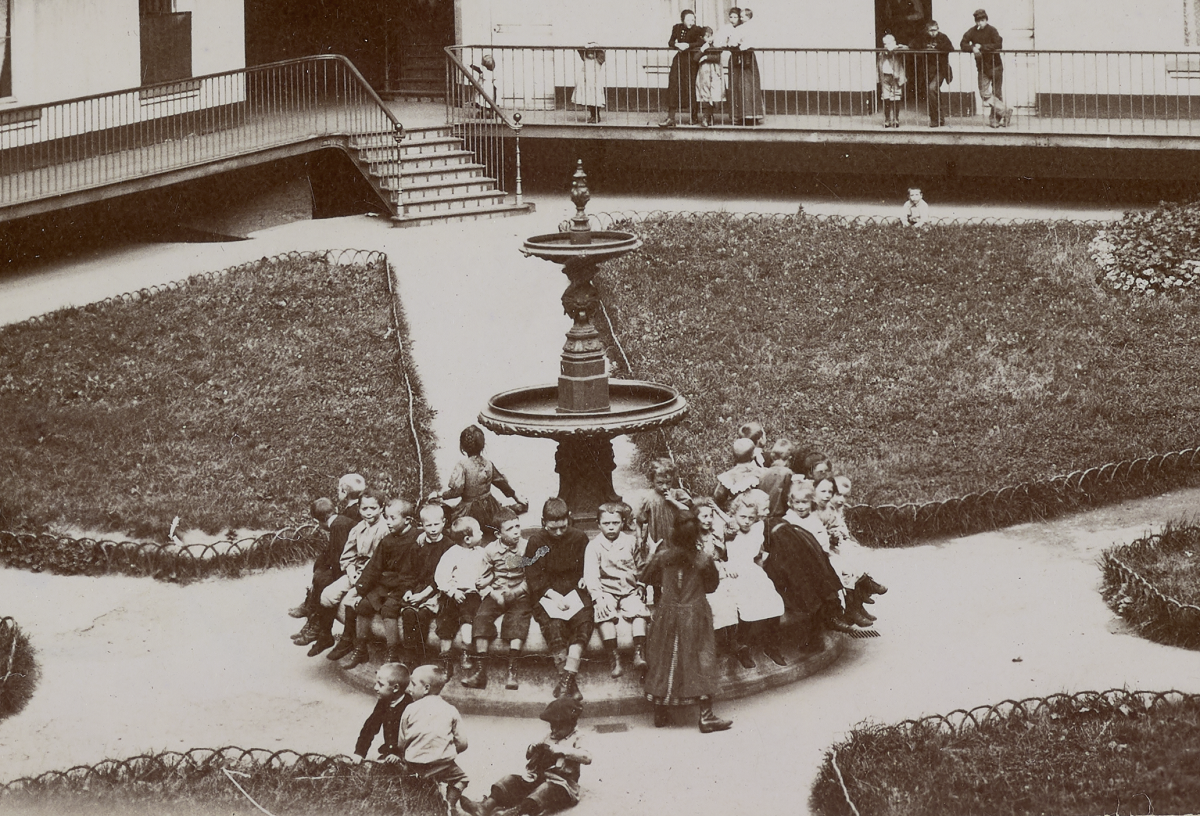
[572,43,606,123]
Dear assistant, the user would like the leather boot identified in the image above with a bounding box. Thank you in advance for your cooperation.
[846,588,877,623]
[460,657,487,689]
[326,609,357,661]
[384,644,404,665]
[292,618,319,645]
[610,650,623,678]
[504,657,519,690]
[858,575,889,597]
[631,640,648,670]
[288,590,311,618]
[459,794,496,816]
[653,704,670,728]
[823,603,857,634]
[564,671,583,702]
[307,607,337,656]
[552,669,571,699]
[344,643,372,669]
[440,653,455,680]
[459,650,473,676]
[698,699,732,733]
[735,645,755,669]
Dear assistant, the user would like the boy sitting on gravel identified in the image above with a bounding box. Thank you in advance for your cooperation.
[400,664,470,816]
[461,696,591,816]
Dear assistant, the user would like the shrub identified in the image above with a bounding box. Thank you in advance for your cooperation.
[1091,200,1200,293]
[0,617,38,721]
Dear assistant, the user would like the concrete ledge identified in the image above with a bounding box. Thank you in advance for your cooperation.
[339,631,846,718]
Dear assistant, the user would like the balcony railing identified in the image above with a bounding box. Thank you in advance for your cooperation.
[448,45,1200,136]
[0,54,405,213]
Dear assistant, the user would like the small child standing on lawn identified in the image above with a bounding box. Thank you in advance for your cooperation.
[400,664,470,816]
[434,516,490,679]
[584,502,649,678]
[353,663,412,763]
[461,508,531,691]
[460,696,591,816]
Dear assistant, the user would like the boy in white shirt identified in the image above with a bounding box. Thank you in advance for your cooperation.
[401,665,469,816]
[434,516,491,679]
[583,502,649,678]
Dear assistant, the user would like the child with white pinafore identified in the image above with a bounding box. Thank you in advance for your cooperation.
[724,489,786,669]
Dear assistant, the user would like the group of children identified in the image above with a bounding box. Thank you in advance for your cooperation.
[355,660,589,816]
[287,421,888,814]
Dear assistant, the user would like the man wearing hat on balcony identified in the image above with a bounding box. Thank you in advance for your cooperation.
[961,9,1011,127]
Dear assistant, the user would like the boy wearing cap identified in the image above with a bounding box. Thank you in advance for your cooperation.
[460,696,591,816]
[961,9,1011,127]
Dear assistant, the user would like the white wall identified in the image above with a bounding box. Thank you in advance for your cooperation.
[1035,0,1185,50]
[4,0,245,109]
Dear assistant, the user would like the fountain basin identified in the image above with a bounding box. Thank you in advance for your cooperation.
[521,231,643,266]
[478,380,688,438]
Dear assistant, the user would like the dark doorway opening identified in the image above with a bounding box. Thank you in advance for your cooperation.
[245,0,455,96]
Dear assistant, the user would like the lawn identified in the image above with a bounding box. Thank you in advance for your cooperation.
[1102,523,1200,648]
[0,255,437,539]
[809,692,1200,816]
[596,214,1200,506]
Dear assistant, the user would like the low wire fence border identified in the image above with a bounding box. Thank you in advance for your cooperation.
[0,249,429,582]
[574,210,1198,547]
[1102,529,1200,649]
[0,616,37,721]
[0,746,440,803]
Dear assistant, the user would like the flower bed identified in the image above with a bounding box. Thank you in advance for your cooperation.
[810,689,1200,816]
[1102,523,1200,649]
[0,617,37,722]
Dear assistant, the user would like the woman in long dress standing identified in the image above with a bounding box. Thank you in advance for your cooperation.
[572,43,606,123]
[659,9,705,127]
[729,7,765,125]
[641,511,733,733]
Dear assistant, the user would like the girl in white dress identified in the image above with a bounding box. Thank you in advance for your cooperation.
[725,490,786,668]
[695,499,741,661]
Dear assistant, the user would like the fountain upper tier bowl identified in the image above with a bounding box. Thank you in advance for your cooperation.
[478,381,688,438]
[521,231,643,265]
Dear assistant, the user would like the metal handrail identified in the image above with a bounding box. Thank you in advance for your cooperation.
[0,54,404,136]
[442,47,522,132]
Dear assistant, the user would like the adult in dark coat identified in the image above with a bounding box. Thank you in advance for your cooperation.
[910,19,955,126]
[763,482,849,652]
[641,511,733,733]
[659,9,706,127]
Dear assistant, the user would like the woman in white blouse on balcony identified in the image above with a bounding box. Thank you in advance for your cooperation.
[729,7,765,126]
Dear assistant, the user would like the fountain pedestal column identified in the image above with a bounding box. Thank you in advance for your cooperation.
[554,435,621,520]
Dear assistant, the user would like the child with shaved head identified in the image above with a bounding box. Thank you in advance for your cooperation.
[353,663,412,763]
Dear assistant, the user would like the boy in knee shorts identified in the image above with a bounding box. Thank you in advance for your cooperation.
[584,502,649,678]
[324,489,390,662]
[345,498,419,668]
[400,664,469,816]
[435,516,490,679]
[461,696,591,816]
[460,508,531,691]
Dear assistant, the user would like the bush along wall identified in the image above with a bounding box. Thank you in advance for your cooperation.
[0,617,38,722]
[1102,523,1200,649]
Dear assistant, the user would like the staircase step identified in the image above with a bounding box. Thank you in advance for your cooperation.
[393,177,499,202]
[401,189,509,216]
[392,150,477,172]
[392,202,536,229]
[380,166,486,189]
[358,139,461,163]
[351,128,451,149]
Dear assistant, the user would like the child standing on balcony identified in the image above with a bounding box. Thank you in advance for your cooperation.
[878,33,909,128]
[694,28,725,128]
[572,44,607,124]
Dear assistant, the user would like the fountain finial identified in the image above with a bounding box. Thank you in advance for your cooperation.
[569,160,592,246]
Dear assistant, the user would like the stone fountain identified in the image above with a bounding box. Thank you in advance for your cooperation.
[477,161,688,523]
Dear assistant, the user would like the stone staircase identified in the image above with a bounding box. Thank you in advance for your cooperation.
[347,126,534,227]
